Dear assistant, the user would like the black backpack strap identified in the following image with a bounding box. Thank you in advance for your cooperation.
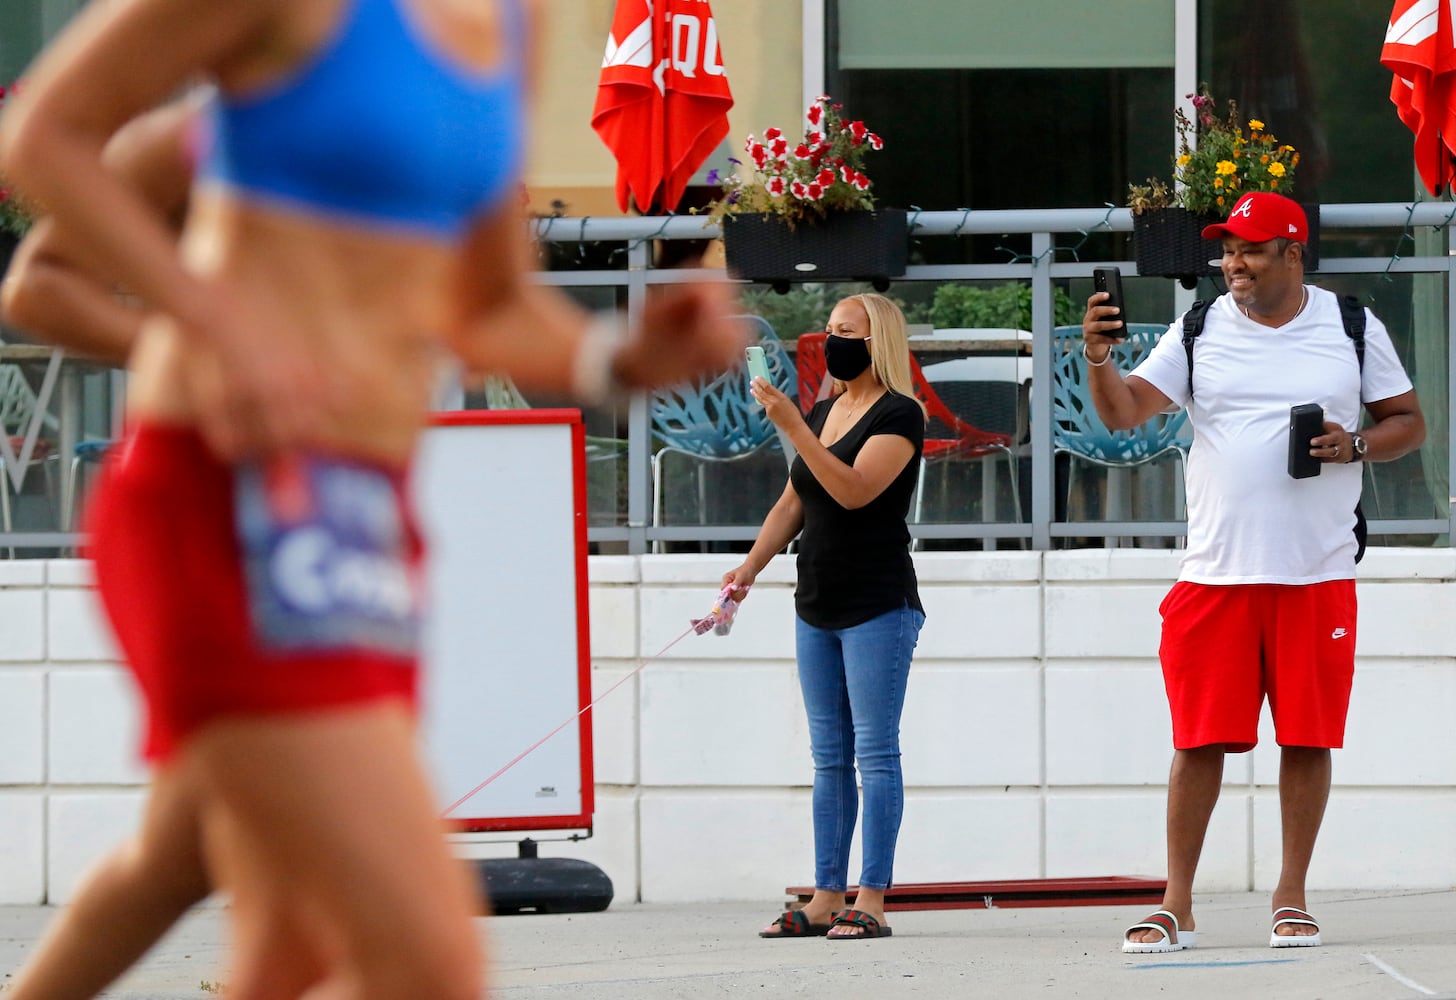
[1181,298,1216,398]
[1337,293,1366,375]
[1335,293,1370,562]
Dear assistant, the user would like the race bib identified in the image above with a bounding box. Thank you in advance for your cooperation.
[235,455,420,656]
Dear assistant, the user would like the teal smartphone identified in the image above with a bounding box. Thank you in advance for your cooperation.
[745,346,770,388]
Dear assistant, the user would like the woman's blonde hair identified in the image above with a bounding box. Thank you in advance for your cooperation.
[838,293,927,420]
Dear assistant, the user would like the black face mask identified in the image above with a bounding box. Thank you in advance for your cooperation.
[824,335,872,381]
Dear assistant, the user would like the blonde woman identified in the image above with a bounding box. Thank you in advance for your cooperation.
[0,0,743,996]
[724,293,927,941]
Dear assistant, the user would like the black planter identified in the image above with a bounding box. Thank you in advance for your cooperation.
[0,230,17,283]
[1133,204,1321,288]
[722,209,907,292]
[1132,207,1220,288]
[1301,204,1322,273]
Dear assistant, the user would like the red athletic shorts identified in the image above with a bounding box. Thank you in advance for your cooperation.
[1157,580,1356,752]
[86,424,423,762]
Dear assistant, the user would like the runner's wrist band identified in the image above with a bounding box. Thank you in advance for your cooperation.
[571,313,628,405]
[1083,343,1113,367]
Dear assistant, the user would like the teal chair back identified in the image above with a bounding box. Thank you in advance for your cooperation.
[650,316,797,458]
[1052,323,1190,463]
[650,316,798,547]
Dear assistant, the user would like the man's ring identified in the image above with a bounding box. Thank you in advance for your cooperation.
[1333,445,1340,457]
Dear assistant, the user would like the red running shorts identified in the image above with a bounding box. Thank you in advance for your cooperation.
[1157,580,1357,752]
[86,424,422,762]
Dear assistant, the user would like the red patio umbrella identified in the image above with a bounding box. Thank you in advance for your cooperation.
[591,0,734,213]
[1382,0,1456,194]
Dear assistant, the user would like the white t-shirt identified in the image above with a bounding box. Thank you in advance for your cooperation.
[1130,286,1413,584]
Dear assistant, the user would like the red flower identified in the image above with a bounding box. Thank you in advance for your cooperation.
[705,95,884,227]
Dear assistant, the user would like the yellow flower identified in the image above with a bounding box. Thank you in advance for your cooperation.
[1177,154,1191,167]
[1268,162,1286,178]
[1214,177,1224,188]
[1260,154,1270,164]
[1216,160,1237,175]
[1217,195,1226,207]
[1249,119,1264,130]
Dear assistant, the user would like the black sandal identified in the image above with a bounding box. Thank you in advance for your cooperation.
[758,909,831,938]
[828,907,893,939]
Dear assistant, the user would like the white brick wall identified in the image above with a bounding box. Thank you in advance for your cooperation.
[1,552,1453,904]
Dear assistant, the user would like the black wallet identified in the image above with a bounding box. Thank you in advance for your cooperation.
[1288,403,1324,479]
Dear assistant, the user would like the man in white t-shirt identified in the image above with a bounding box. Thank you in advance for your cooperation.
[1082,192,1425,955]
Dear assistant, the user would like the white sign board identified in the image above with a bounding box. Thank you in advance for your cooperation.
[413,410,593,832]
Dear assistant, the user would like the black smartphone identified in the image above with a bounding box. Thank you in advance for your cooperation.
[1092,267,1126,333]
[1288,403,1324,479]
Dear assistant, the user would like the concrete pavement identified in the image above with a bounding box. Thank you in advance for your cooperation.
[1,888,1452,998]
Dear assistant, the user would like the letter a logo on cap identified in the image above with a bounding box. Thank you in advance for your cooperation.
[1200,192,1307,244]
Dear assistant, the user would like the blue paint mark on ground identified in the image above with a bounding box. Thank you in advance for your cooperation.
[1131,958,1300,970]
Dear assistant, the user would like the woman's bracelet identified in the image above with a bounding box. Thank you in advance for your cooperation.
[1082,342,1114,367]
[570,313,628,405]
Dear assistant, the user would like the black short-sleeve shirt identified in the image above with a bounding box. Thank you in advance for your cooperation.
[790,391,926,629]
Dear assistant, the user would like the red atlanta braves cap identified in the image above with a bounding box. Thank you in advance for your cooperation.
[1201,192,1308,243]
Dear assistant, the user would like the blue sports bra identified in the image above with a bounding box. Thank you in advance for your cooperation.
[200,0,525,241]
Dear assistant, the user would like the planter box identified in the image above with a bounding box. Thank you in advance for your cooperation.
[1132,207,1220,288]
[722,209,908,290]
[0,231,17,282]
[1133,204,1321,288]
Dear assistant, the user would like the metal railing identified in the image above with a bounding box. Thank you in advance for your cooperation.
[535,204,1456,554]
[2,204,1452,555]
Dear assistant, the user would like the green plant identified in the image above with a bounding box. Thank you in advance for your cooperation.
[0,83,35,238]
[1128,86,1300,217]
[738,282,878,340]
[699,96,884,228]
[0,185,29,238]
[915,282,1081,330]
[739,281,1079,342]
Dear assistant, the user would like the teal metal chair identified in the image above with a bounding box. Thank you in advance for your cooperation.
[0,363,59,549]
[1052,323,1191,540]
[650,316,798,546]
[65,438,113,531]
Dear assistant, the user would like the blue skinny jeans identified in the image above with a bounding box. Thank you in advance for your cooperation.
[795,602,924,892]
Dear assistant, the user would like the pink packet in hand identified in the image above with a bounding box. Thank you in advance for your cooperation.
[712,593,740,635]
[691,584,744,635]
